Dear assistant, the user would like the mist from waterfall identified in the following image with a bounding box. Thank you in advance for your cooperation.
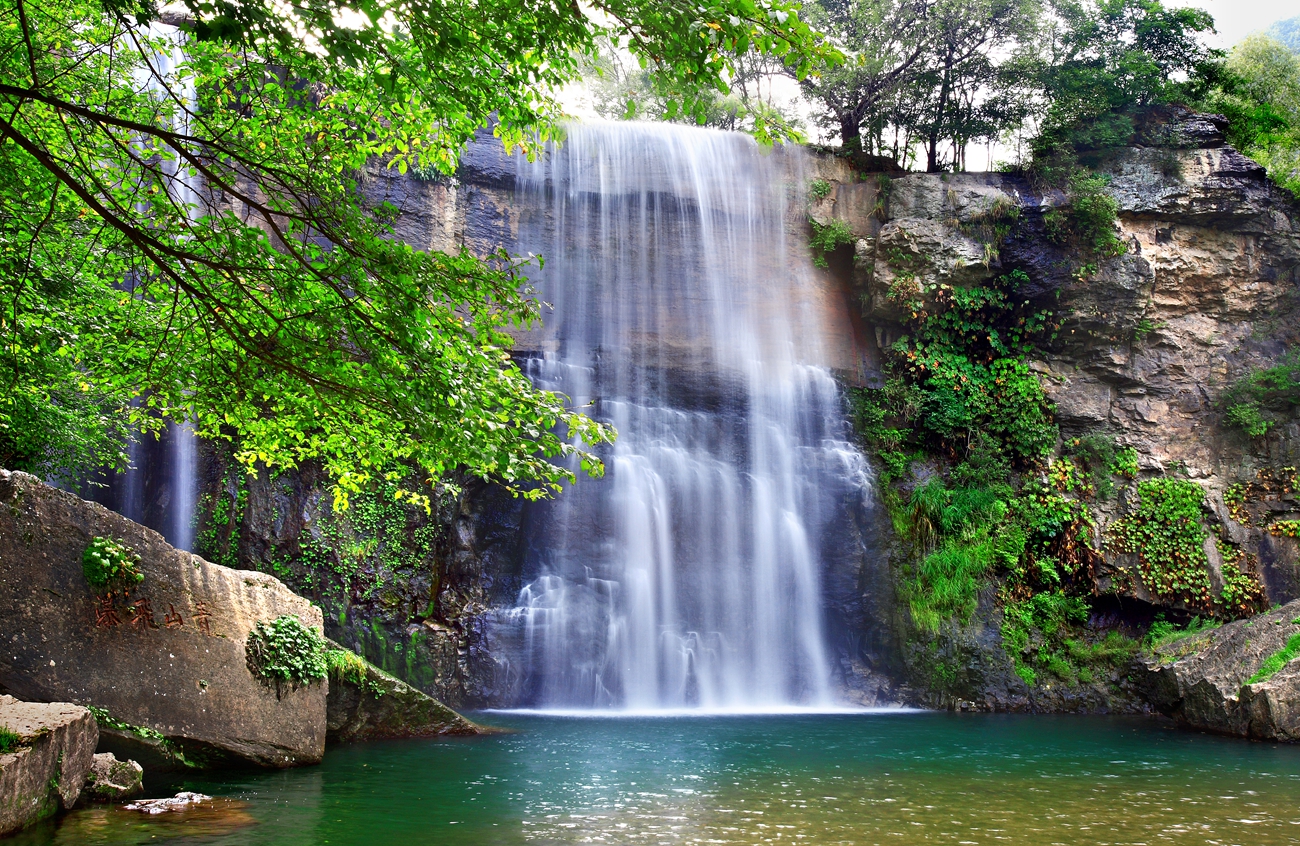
[498,122,871,712]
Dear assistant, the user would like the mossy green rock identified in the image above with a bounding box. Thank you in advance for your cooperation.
[78,752,143,802]
[1137,598,1300,741]
[325,640,481,742]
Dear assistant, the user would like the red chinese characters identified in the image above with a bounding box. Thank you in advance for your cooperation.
[130,596,160,630]
[93,593,120,628]
[192,601,212,635]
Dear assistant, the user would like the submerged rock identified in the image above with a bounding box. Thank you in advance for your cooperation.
[1136,599,1300,740]
[0,470,327,768]
[78,753,143,802]
[124,792,212,814]
[0,695,98,836]
[325,641,482,742]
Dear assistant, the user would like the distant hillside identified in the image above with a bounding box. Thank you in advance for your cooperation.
[1268,15,1300,52]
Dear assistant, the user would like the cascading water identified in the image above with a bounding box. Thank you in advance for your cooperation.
[92,26,199,552]
[497,122,871,711]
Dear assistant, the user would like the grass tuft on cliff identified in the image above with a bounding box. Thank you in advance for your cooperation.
[0,725,22,754]
[1248,632,1300,684]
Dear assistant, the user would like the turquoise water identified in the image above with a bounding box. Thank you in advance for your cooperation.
[17,712,1300,845]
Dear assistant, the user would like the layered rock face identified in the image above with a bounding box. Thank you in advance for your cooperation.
[831,115,1300,524]
[1137,599,1300,740]
[0,696,97,836]
[810,109,1300,710]
[0,470,327,767]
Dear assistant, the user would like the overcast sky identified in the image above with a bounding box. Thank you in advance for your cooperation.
[1172,0,1295,47]
[560,2,1299,152]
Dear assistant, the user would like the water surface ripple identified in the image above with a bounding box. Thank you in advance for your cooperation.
[17,713,1300,845]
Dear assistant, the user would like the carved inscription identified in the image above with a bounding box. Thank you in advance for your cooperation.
[90,592,214,637]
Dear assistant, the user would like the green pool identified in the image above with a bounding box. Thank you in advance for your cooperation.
[16,711,1300,845]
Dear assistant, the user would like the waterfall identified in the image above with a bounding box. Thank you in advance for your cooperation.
[92,26,199,551]
[498,122,872,711]
[149,27,199,553]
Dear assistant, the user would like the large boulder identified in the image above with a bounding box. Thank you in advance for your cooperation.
[324,641,482,742]
[0,695,98,836]
[1136,599,1300,740]
[0,470,327,767]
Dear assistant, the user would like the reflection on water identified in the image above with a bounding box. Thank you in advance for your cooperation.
[9,798,255,845]
[19,713,1300,845]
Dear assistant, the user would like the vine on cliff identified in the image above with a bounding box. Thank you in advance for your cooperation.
[1106,479,1213,606]
[1219,348,1300,438]
[847,246,1166,692]
[808,218,855,267]
[82,537,143,593]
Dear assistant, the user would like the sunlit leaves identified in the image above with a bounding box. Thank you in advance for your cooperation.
[0,0,831,502]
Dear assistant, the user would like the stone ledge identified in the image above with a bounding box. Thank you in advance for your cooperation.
[0,695,98,836]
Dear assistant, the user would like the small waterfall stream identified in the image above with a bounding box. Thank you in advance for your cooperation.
[498,123,871,711]
[91,26,199,552]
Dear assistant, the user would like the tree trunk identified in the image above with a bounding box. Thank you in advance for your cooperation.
[927,51,955,173]
[840,113,862,154]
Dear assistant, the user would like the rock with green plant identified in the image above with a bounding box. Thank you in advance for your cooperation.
[1136,598,1300,741]
[0,469,327,769]
[194,448,526,708]
[77,752,144,803]
[0,695,98,837]
[323,640,483,742]
[821,105,1300,712]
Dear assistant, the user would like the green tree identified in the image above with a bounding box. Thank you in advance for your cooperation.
[0,0,834,503]
[798,0,1036,170]
[903,0,1037,171]
[1266,15,1300,53]
[798,0,939,158]
[1209,35,1300,195]
[586,39,807,141]
[1031,0,1218,158]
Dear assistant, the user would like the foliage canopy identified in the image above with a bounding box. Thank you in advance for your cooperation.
[0,0,835,502]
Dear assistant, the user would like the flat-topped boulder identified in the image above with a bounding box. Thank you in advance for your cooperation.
[0,470,326,767]
[1136,599,1300,741]
[0,695,98,836]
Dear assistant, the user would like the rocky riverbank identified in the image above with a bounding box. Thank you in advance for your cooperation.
[1137,598,1300,740]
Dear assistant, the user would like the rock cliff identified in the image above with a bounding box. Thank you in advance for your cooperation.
[0,696,97,836]
[808,107,1300,711]
[193,454,524,708]
[182,112,1298,718]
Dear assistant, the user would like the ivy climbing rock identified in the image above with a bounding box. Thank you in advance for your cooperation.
[0,470,327,768]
